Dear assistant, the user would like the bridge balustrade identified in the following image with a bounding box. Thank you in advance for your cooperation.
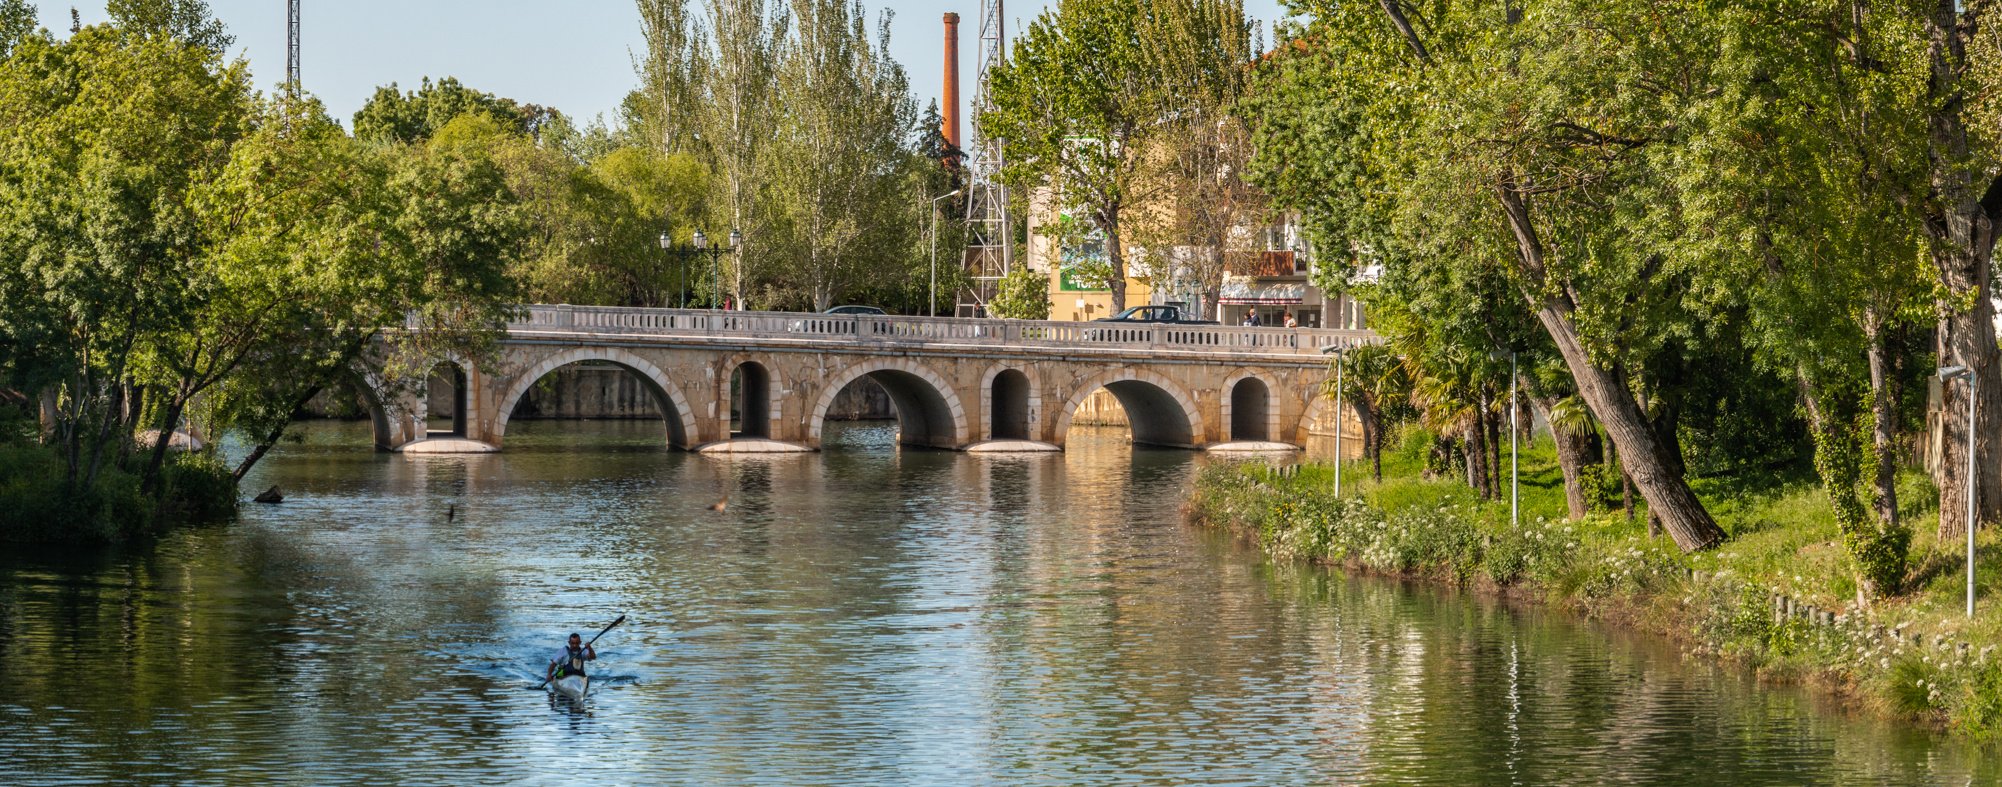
[515,305,1377,359]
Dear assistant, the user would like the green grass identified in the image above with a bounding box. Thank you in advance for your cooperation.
[1190,428,2002,736]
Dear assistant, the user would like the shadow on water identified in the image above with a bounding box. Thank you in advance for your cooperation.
[0,419,1995,783]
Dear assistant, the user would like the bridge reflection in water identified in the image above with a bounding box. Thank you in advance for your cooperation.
[358,305,1380,455]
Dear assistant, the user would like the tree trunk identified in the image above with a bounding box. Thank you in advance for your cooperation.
[1496,179,1726,551]
[1865,306,1899,530]
[1646,394,1687,479]
[1535,396,1592,520]
[82,382,126,490]
[1467,413,1492,500]
[1102,207,1127,312]
[1356,392,1385,482]
[234,384,327,482]
[115,384,147,471]
[38,387,58,443]
[1924,2,2002,540]
[140,394,189,497]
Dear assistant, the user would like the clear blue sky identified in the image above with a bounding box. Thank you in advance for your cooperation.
[37,1,1293,135]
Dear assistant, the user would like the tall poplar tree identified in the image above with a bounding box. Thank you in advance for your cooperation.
[758,0,919,310]
[698,0,788,307]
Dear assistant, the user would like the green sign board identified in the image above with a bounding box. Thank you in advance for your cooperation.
[1059,267,1107,292]
[1058,230,1109,292]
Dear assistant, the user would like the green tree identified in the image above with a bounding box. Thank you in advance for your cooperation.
[1673,0,1929,593]
[107,0,231,52]
[988,266,1050,320]
[916,100,961,167]
[696,0,789,307]
[0,23,252,491]
[1127,0,1263,316]
[982,0,1160,312]
[180,97,401,479]
[1921,1,2002,540]
[352,77,558,146]
[204,105,521,480]
[757,0,920,311]
[1250,0,1734,551]
[0,0,35,60]
[633,0,705,154]
[493,121,710,307]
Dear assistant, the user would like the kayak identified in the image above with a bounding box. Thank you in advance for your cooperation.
[550,674,590,700]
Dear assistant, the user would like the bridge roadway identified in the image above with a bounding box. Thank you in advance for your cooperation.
[359,305,1381,453]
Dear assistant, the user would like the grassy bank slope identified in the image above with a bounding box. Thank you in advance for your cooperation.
[1189,431,2002,735]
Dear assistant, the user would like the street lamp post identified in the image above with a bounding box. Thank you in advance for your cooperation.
[1493,349,1519,529]
[1941,364,1977,618]
[659,228,743,311]
[931,190,961,318]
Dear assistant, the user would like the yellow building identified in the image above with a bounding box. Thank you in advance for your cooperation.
[1025,184,1364,328]
[1025,186,1154,322]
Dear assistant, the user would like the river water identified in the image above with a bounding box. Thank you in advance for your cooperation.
[1,420,1994,784]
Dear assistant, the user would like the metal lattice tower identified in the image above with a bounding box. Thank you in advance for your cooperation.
[286,1,301,89]
[959,0,1012,318]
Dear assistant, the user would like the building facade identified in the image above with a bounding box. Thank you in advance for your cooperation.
[1025,189,1364,330]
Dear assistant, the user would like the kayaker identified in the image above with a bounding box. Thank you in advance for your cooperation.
[548,632,596,681]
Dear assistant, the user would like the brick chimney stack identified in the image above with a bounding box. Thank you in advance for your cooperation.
[942,12,963,167]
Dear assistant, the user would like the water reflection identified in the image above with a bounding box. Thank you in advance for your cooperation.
[0,420,1992,784]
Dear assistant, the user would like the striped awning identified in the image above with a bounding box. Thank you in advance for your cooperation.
[1219,278,1305,305]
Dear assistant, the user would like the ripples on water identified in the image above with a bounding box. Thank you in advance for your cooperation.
[0,420,1994,784]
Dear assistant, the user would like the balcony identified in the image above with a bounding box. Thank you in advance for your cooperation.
[1226,250,1302,278]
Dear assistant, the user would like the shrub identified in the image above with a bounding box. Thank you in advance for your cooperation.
[0,441,238,545]
[987,266,1051,320]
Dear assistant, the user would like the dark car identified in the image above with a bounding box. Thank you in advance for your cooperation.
[824,305,887,316]
[1092,305,1218,325]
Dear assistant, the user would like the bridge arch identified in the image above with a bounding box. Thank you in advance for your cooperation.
[345,364,418,451]
[1221,369,1280,442]
[1054,369,1204,449]
[421,356,479,437]
[979,363,1040,441]
[1299,387,1355,448]
[491,347,697,449]
[809,358,969,449]
[720,357,780,439]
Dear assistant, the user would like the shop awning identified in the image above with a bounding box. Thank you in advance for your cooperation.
[1219,278,1305,305]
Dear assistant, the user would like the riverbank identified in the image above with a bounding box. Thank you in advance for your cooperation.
[1188,431,2002,736]
[0,407,238,545]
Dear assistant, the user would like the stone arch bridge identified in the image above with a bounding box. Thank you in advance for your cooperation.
[358,305,1379,454]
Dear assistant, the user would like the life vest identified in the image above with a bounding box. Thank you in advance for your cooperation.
[558,646,589,677]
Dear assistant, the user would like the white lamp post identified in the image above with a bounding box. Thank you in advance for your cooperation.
[1493,349,1519,529]
[930,190,961,317]
[1941,364,1977,618]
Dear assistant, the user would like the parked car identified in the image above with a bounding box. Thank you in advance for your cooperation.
[789,304,886,334]
[1081,305,1221,343]
[1091,305,1218,325]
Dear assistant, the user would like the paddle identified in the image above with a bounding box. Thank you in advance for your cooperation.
[535,614,626,690]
